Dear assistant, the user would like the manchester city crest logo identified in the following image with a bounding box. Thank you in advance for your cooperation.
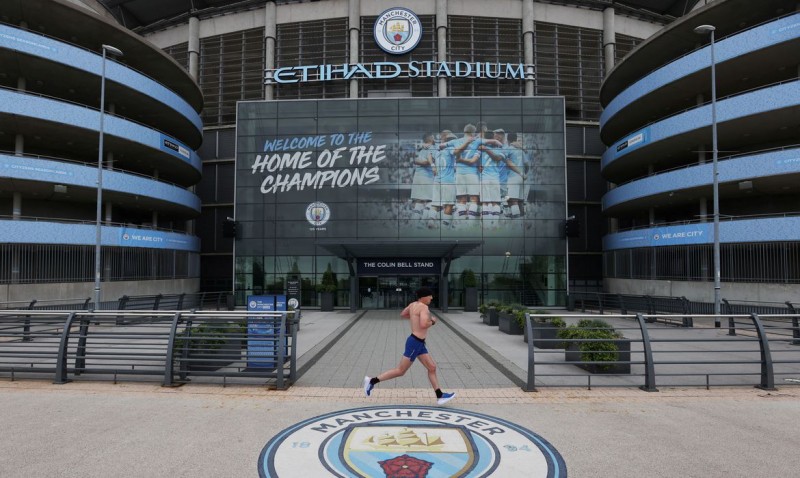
[306,201,331,227]
[258,405,567,477]
[374,8,422,55]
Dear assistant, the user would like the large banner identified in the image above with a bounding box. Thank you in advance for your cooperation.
[236,97,566,266]
[236,97,566,251]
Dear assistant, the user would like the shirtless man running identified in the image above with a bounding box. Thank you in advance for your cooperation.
[363,287,456,405]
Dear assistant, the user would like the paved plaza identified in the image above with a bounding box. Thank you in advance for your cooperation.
[1,309,800,477]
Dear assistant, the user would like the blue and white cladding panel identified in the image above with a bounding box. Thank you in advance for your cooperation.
[603,148,800,210]
[604,217,800,251]
[0,89,202,173]
[600,13,800,127]
[0,154,201,212]
[0,24,202,135]
[0,220,200,252]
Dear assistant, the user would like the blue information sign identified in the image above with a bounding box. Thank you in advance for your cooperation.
[247,295,276,368]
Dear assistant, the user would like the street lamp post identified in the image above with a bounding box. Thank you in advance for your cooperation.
[693,25,721,325]
[93,44,123,311]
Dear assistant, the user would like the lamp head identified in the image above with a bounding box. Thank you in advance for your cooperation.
[102,44,124,57]
[693,24,716,35]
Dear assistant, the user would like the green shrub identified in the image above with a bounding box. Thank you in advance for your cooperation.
[316,264,337,293]
[174,321,246,352]
[557,319,622,371]
[479,300,501,315]
[461,269,477,288]
[513,309,527,327]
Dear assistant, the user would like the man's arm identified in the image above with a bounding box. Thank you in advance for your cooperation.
[401,303,412,319]
[417,306,436,329]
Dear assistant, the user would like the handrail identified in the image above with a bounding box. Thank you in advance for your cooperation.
[0,149,194,191]
[612,211,800,234]
[750,313,776,390]
[1,309,297,388]
[0,215,190,234]
[0,20,194,113]
[609,144,800,189]
[607,78,799,155]
[0,85,197,161]
[521,313,798,391]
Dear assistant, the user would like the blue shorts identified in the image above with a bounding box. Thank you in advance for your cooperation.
[403,334,429,362]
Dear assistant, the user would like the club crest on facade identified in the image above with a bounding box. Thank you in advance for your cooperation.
[374,8,422,55]
[305,201,330,227]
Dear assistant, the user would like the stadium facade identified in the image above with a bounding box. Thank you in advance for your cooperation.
[0,0,203,305]
[9,0,795,309]
[125,0,676,309]
[600,0,800,302]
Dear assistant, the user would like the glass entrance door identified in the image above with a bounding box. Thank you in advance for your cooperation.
[359,276,438,309]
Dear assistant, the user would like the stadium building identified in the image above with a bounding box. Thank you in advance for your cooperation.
[0,0,203,305]
[600,0,800,303]
[9,1,794,310]
[112,0,681,310]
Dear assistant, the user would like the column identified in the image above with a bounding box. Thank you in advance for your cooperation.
[189,17,200,81]
[523,0,535,96]
[152,169,159,227]
[349,0,361,98]
[603,8,616,76]
[12,96,23,282]
[264,1,276,100]
[436,0,447,97]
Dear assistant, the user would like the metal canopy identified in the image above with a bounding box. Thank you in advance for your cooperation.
[315,240,482,260]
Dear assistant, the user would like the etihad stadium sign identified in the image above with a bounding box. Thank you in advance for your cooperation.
[265,6,533,85]
[265,60,533,85]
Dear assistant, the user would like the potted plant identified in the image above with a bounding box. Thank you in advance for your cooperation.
[557,319,630,374]
[479,299,501,326]
[317,264,337,311]
[175,321,246,373]
[461,269,478,311]
[498,304,525,335]
[524,311,566,348]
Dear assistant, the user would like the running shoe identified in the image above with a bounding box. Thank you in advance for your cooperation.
[437,392,456,405]
[363,376,374,397]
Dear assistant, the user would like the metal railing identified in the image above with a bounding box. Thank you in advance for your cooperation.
[0,310,297,388]
[0,292,232,312]
[524,313,800,391]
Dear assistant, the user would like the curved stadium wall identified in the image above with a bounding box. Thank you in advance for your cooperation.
[600,0,800,302]
[0,0,203,303]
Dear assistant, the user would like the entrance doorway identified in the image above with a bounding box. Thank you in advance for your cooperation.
[359,276,438,309]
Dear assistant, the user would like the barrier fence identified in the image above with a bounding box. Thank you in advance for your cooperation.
[0,292,233,312]
[524,313,800,391]
[0,310,297,389]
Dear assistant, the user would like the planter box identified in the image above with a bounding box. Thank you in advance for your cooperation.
[464,288,478,312]
[525,323,563,348]
[564,339,631,374]
[320,292,334,311]
[183,338,244,372]
[482,307,498,326]
[498,312,523,335]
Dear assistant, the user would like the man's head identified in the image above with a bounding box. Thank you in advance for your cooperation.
[416,287,434,303]
[493,128,506,142]
[463,123,477,136]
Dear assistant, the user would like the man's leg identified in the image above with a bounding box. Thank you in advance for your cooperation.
[418,353,456,404]
[365,356,412,396]
[417,353,440,390]
[378,356,413,382]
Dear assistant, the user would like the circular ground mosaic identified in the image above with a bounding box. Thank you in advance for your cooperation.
[259,405,566,477]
